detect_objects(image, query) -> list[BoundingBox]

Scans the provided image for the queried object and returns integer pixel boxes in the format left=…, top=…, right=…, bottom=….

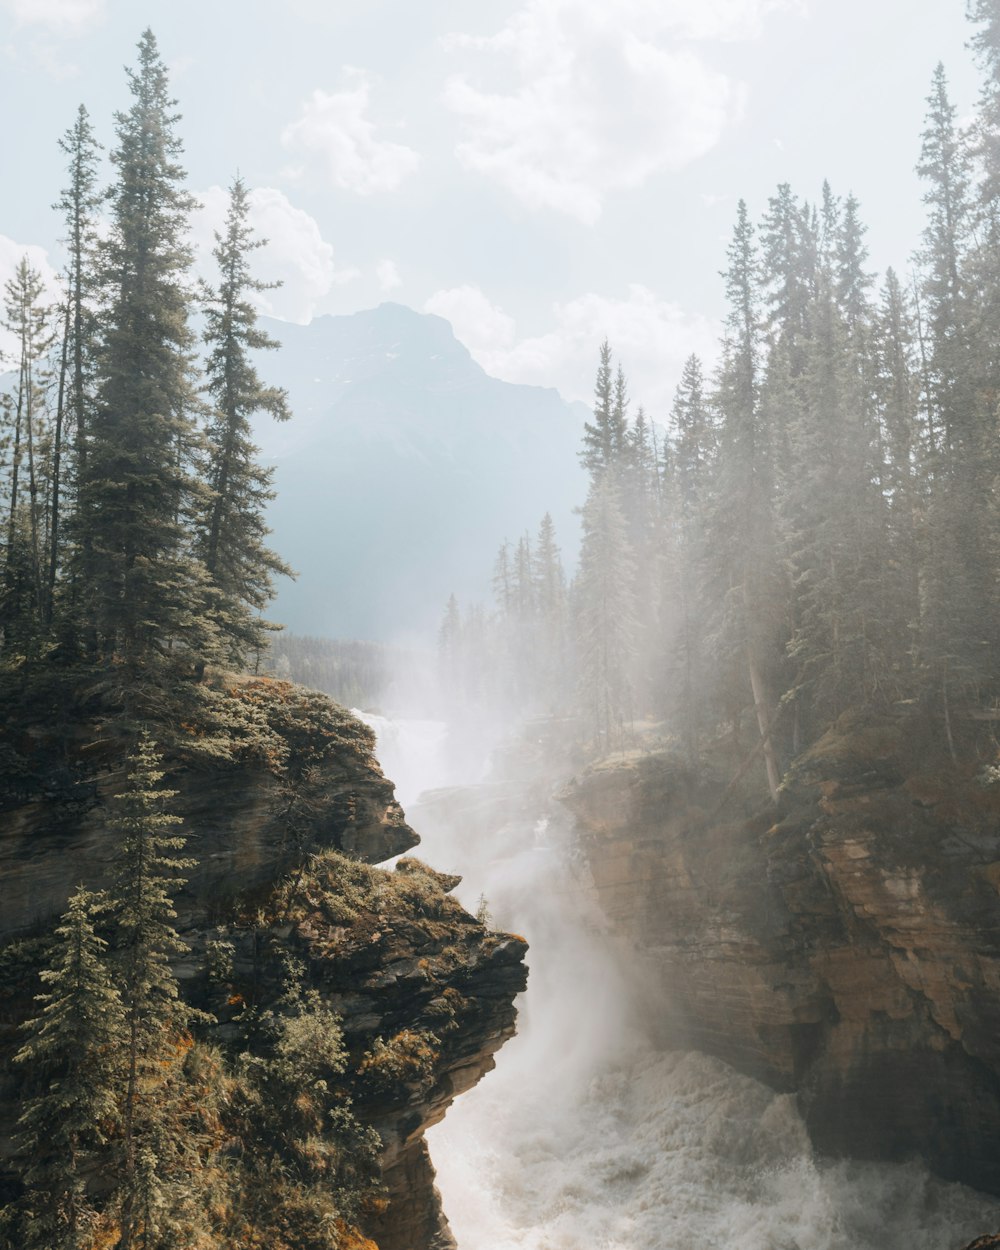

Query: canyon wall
left=563, top=713, right=1000, bottom=1195
left=0, top=679, right=527, bottom=1248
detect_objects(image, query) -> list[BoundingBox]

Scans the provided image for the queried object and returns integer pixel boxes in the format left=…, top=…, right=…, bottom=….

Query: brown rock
left=564, top=718, right=1000, bottom=1195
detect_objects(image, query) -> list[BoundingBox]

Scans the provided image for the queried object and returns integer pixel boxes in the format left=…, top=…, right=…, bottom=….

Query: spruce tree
left=107, top=732, right=198, bottom=1250
left=77, top=30, right=212, bottom=693
left=50, top=105, right=102, bottom=625
left=580, top=339, right=622, bottom=479
left=575, top=475, right=636, bottom=753
left=871, top=268, right=921, bottom=696
left=11, top=887, right=125, bottom=1250
left=917, top=62, right=999, bottom=703
left=669, top=355, right=714, bottom=760
left=197, top=175, right=293, bottom=671
left=708, top=200, right=784, bottom=799
left=532, top=512, right=567, bottom=709
left=1, top=258, right=54, bottom=649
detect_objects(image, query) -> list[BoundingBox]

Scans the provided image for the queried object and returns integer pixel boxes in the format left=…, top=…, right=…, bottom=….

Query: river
left=360, top=712, right=1000, bottom=1250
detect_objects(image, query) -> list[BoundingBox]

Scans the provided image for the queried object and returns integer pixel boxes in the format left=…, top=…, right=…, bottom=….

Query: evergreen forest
left=6, top=6, right=1000, bottom=1250
left=0, top=29, right=390, bottom=1250
left=437, top=4, right=1000, bottom=803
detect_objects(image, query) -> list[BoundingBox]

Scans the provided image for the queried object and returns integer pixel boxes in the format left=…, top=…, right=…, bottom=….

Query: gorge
left=363, top=708, right=1000, bottom=1250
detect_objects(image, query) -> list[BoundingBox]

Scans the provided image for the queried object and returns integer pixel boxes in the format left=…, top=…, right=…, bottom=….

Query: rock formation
left=0, top=678, right=528, bottom=1248
left=562, top=712, right=1000, bottom=1196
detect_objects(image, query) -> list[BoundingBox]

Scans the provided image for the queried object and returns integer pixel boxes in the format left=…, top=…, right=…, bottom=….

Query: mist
left=4, top=2, right=1000, bottom=1247
left=353, top=695, right=1000, bottom=1249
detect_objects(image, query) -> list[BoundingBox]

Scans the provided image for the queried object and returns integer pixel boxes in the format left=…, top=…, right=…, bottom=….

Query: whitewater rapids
left=360, top=713, right=1000, bottom=1250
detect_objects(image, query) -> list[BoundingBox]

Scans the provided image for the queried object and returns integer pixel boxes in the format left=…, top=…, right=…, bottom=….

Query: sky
left=0, top=0, right=985, bottom=420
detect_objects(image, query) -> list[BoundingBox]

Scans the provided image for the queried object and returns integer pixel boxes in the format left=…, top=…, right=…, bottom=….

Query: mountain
left=255, top=303, right=588, bottom=642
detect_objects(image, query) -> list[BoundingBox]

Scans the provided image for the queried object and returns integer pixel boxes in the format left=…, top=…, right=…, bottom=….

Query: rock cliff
left=0, top=677, right=528, bottom=1248
left=562, top=712, right=1000, bottom=1196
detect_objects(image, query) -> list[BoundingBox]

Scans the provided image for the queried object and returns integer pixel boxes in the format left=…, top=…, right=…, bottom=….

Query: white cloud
left=442, top=0, right=799, bottom=222
left=423, top=285, right=516, bottom=355
left=192, top=186, right=358, bottom=324
left=281, top=69, right=420, bottom=195
left=1, top=0, right=105, bottom=35
left=424, top=280, right=719, bottom=421
left=0, top=237, right=62, bottom=363
left=376, top=257, right=402, bottom=291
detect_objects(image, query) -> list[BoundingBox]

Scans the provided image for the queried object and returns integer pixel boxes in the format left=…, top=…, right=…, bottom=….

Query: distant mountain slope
left=256, top=303, right=588, bottom=641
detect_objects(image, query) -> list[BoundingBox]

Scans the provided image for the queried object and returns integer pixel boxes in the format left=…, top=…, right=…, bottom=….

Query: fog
left=360, top=708, right=1000, bottom=1249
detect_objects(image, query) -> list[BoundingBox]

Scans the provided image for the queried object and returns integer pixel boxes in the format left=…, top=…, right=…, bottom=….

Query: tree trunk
left=748, top=648, right=781, bottom=803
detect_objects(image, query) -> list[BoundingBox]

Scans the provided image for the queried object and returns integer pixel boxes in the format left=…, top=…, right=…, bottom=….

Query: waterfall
left=359, top=712, right=1000, bottom=1250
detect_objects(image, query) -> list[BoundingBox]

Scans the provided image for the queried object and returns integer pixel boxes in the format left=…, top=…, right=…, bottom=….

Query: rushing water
left=360, top=713, right=1000, bottom=1250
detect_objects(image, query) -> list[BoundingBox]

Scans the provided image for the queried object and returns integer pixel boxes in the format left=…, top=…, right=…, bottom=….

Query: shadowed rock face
left=562, top=714, right=1000, bottom=1197
left=0, top=749, right=415, bottom=942
left=0, top=683, right=528, bottom=1249
left=0, top=677, right=417, bottom=940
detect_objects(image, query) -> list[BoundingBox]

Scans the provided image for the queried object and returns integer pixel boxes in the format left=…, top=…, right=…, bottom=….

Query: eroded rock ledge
left=562, top=712, right=1000, bottom=1196
left=0, top=679, right=528, bottom=1248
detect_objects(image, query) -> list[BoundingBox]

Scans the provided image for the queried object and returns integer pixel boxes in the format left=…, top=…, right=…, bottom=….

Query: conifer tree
left=836, top=193, right=874, bottom=336
left=532, top=513, right=567, bottom=708
left=492, top=540, right=513, bottom=616
left=917, top=64, right=973, bottom=456
left=11, top=886, right=125, bottom=1250
left=917, top=62, right=999, bottom=700
left=77, top=30, right=211, bottom=690
left=575, top=475, right=636, bottom=752
left=50, top=104, right=102, bottom=623
left=871, top=268, right=922, bottom=692
left=708, top=201, right=784, bottom=799
left=1, top=259, right=54, bottom=648
left=580, top=340, right=624, bottom=479
left=197, top=175, right=293, bottom=671
left=669, top=355, right=714, bottom=759
left=108, top=732, right=198, bottom=1250
left=760, top=183, right=815, bottom=352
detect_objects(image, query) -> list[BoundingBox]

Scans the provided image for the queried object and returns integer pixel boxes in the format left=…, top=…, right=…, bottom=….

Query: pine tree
left=759, top=183, right=815, bottom=353
left=917, top=64, right=974, bottom=457
left=917, top=62, right=999, bottom=703
left=77, top=30, right=212, bottom=693
left=197, top=175, right=293, bottom=671
left=580, top=339, right=623, bottom=479
left=50, top=104, right=102, bottom=625
left=669, top=355, right=715, bottom=759
left=1, top=258, right=54, bottom=649
left=107, top=732, right=199, bottom=1250
left=532, top=513, right=567, bottom=709
left=11, top=886, right=125, bottom=1250
left=969, top=0, right=1000, bottom=216
left=708, top=200, right=784, bottom=799
left=575, top=475, right=636, bottom=753
left=492, top=540, right=513, bottom=615
left=872, top=268, right=922, bottom=692
left=836, top=192, right=874, bottom=336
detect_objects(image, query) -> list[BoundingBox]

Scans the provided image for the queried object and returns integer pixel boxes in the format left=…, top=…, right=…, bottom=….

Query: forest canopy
left=434, top=4, right=1000, bottom=800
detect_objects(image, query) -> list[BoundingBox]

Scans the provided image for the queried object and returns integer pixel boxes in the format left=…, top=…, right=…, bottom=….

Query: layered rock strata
left=0, top=680, right=528, bottom=1248
left=562, top=714, right=1000, bottom=1195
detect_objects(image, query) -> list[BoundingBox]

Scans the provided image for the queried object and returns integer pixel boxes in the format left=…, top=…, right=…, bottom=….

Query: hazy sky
left=0, top=0, right=983, bottom=418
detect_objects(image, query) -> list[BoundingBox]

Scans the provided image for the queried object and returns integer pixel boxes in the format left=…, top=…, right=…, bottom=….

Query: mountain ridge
left=256, top=302, right=588, bottom=642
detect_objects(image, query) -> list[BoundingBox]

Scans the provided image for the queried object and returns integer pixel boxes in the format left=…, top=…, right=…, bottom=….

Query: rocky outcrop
left=281, top=854, right=528, bottom=1250
left=0, top=680, right=528, bottom=1249
left=0, top=678, right=415, bottom=939
left=563, top=713, right=1000, bottom=1195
